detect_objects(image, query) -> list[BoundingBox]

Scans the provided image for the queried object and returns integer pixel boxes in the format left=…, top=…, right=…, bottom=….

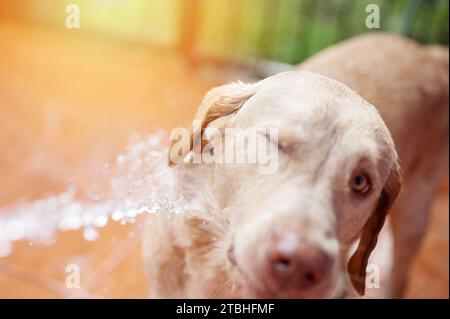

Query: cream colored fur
left=143, top=33, right=448, bottom=298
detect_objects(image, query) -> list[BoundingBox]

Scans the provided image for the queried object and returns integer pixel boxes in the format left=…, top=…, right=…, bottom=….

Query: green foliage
left=197, top=0, right=449, bottom=63
left=10, top=0, right=449, bottom=64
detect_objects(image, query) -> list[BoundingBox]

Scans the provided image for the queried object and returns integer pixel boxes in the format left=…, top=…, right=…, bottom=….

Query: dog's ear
left=347, top=162, right=402, bottom=295
left=168, top=81, right=257, bottom=165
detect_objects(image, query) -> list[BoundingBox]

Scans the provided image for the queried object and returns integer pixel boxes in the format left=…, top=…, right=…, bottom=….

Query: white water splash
left=0, top=131, right=188, bottom=257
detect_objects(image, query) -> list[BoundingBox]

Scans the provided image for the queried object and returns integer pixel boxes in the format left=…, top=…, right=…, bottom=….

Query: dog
left=143, top=33, right=448, bottom=298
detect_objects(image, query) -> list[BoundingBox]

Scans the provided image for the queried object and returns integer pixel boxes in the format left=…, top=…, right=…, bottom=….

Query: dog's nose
left=267, top=234, right=332, bottom=291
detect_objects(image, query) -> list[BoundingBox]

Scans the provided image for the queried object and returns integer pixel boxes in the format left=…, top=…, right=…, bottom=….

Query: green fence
left=1, top=0, right=448, bottom=64
left=195, top=0, right=449, bottom=63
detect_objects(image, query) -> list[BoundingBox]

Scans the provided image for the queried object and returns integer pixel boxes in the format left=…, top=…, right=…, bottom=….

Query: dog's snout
left=267, top=233, right=333, bottom=292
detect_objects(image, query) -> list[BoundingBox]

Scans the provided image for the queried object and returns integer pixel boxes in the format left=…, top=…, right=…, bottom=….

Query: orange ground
left=0, top=19, right=448, bottom=298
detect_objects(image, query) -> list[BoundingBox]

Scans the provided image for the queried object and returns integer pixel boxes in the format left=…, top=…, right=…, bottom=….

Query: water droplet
left=117, top=155, right=126, bottom=164
left=83, top=227, right=99, bottom=241
left=5, top=219, right=25, bottom=241
left=82, top=213, right=94, bottom=226
left=93, top=215, right=108, bottom=228
left=112, top=211, right=124, bottom=221
left=125, top=209, right=137, bottom=219
left=59, top=213, right=82, bottom=231
left=0, top=240, right=12, bottom=257
left=0, top=133, right=189, bottom=255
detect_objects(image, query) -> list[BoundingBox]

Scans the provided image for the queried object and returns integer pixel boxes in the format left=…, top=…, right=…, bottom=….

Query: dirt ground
left=0, top=19, right=448, bottom=298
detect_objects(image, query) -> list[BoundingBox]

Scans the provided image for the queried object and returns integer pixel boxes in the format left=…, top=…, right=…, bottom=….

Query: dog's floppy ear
left=168, top=81, right=257, bottom=165
left=347, top=162, right=402, bottom=295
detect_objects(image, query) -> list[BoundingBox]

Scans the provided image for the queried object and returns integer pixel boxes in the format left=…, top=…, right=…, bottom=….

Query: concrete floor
left=0, top=19, right=447, bottom=298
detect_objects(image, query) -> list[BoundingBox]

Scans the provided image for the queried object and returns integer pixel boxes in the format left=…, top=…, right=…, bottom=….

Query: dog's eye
left=350, top=174, right=371, bottom=195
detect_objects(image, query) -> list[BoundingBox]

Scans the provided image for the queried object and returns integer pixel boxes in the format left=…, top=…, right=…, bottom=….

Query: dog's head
left=170, top=71, right=401, bottom=298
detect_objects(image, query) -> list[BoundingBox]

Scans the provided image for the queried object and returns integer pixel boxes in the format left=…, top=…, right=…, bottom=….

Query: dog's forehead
left=234, top=71, right=394, bottom=162
left=240, top=71, right=379, bottom=130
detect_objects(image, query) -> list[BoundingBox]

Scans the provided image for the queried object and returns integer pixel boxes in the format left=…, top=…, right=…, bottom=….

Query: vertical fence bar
left=178, top=0, right=200, bottom=61
left=257, top=0, right=281, bottom=59
left=178, top=0, right=447, bottom=65
left=397, top=0, right=422, bottom=36
left=224, top=0, right=242, bottom=57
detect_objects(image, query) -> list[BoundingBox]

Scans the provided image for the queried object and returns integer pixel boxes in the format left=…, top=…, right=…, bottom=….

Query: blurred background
left=0, top=0, right=448, bottom=298
left=0, top=0, right=448, bottom=64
